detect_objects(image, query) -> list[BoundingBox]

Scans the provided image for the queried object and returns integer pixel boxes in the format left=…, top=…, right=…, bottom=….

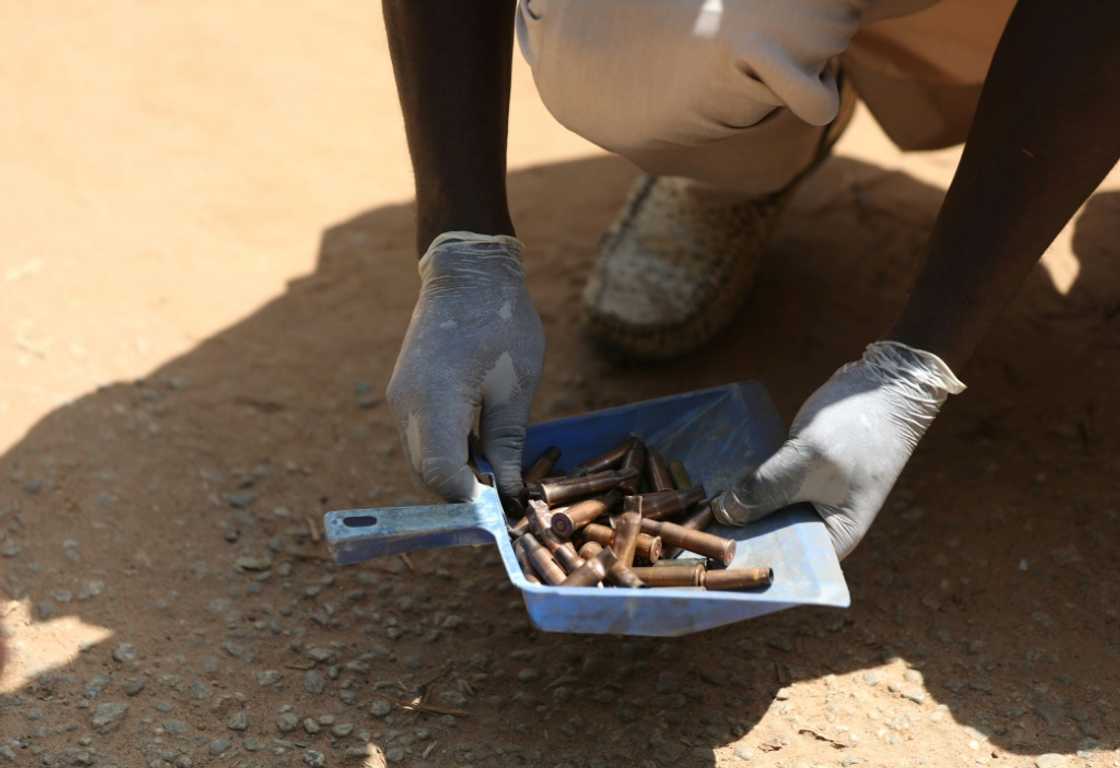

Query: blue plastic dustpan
left=324, top=382, right=849, bottom=636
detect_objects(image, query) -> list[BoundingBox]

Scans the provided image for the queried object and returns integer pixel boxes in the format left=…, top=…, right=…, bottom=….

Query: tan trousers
left=517, top=0, right=1016, bottom=195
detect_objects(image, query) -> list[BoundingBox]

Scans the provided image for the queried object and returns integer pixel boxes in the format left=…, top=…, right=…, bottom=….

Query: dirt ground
left=3, top=4, right=1120, bottom=768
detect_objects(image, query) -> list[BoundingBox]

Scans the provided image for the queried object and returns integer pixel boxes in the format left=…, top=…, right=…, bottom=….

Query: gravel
left=226, top=710, right=249, bottom=731
left=276, top=712, right=300, bottom=733
left=370, top=700, right=392, bottom=718
left=91, top=702, right=128, bottom=733
left=303, top=670, right=326, bottom=694
left=208, top=738, right=232, bottom=756
left=112, top=643, right=138, bottom=663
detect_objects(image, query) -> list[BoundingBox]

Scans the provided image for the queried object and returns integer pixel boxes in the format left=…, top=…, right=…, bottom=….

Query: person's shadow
left=1, top=156, right=1117, bottom=767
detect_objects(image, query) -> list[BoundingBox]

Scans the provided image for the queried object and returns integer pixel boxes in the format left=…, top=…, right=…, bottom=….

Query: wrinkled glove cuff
left=863, top=340, right=966, bottom=400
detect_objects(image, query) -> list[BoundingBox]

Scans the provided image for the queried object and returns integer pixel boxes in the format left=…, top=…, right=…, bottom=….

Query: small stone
left=303, top=718, right=321, bottom=734
left=23, top=479, right=44, bottom=495
left=734, top=746, right=754, bottom=761
left=331, top=723, right=354, bottom=737
left=91, top=702, right=129, bottom=733
left=304, top=670, right=326, bottom=694
left=0, top=745, right=14, bottom=761
left=369, top=700, right=392, bottom=718
left=190, top=680, right=211, bottom=700
left=1035, top=755, right=1067, bottom=768
left=235, top=556, right=272, bottom=572
left=256, top=670, right=281, bottom=686
left=36, top=601, right=56, bottom=620
left=209, top=738, right=232, bottom=756
left=112, top=643, right=138, bottom=663
left=862, top=671, right=881, bottom=687
left=227, top=710, right=249, bottom=731
left=123, top=678, right=146, bottom=696
left=517, top=668, right=539, bottom=682
left=903, top=669, right=923, bottom=684
left=306, top=647, right=333, bottom=663
left=386, top=747, right=405, bottom=763
left=774, top=687, right=792, bottom=701
left=276, top=712, right=300, bottom=733
left=163, top=719, right=191, bottom=735
left=902, top=688, right=926, bottom=704
left=303, top=749, right=326, bottom=767
left=224, top=491, right=256, bottom=509
left=0, top=541, right=20, bottom=557
left=244, top=738, right=265, bottom=752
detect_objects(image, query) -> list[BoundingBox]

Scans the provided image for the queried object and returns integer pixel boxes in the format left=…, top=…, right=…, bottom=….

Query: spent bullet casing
left=618, top=439, right=647, bottom=494
left=560, top=547, right=618, bottom=587
left=532, top=467, right=639, bottom=506
left=611, top=506, right=642, bottom=569
left=520, top=533, right=567, bottom=585
left=630, top=564, right=704, bottom=587
left=549, top=489, right=623, bottom=539
left=637, top=487, right=707, bottom=521
left=702, top=567, right=773, bottom=590
left=577, top=540, right=604, bottom=560
left=572, top=437, right=635, bottom=476
left=513, top=537, right=541, bottom=584
left=646, top=450, right=675, bottom=492
left=583, top=523, right=662, bottom=564
left=523, top=446, right=561, bottom=485
left=678, top=501, right=715, bottom=531
left=606, top=564, right=645, bottom=588
left=668, top=460, right=692, bottom=490
left=639, top=517, right=736, bottom=566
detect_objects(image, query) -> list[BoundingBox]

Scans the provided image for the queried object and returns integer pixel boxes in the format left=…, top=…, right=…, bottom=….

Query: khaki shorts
left=517, top=0, right=1016, bottom=195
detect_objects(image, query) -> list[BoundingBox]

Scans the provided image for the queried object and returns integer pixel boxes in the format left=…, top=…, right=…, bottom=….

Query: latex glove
left=387, top=232, right=545, bottom=501
left=712, top=341, right=965, bottom=559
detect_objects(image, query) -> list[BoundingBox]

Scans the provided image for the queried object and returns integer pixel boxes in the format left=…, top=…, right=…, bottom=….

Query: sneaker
left=582, top=71, right=856, bottom=360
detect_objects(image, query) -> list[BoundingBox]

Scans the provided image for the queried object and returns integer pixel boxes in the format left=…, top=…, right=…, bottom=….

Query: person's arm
left=892, top=0, right=1120, bottom=369
left=383, top=1, right=517, bottom=254
left=384, top=2, right=544, bottom=503
left=714, top=1, right=1120, bottom=559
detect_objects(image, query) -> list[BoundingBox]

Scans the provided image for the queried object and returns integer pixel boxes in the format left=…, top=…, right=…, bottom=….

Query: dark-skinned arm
left=383, top=1, right=517, bottom=255
left=891, top=1, right=1120, bottom=369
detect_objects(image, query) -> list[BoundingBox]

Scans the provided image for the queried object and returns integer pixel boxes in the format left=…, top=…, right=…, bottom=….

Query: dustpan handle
left=324, top=502, right=499, bottom=565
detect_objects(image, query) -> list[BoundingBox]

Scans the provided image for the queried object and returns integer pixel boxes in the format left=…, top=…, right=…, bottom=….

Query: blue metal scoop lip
left=325, top=381, right=849, bottom=637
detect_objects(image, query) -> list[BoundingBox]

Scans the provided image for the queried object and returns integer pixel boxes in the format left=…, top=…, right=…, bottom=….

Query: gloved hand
left=387, top=231, right=545, bottom=501
left=712, top=341, right=965, bottom=559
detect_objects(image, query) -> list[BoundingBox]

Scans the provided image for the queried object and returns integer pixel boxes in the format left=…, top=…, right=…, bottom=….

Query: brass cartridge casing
left=639, top=518, right=736, bottom=566
left=577, top=540, right=604, bottom=560
left=638, top=487, right=707, bottom=521
left=703, top=567, right=773, bottom=590
left=549, top=490, right=622, bottom=538
left=646, top=450, right=675, bottom=492
left=533, top=467, right=639, bottom=506
left=523, top=446, right=562, bottom=485
left=520, top=533, right=567, bottom=585
left=630, top=564, right=704, bottom=587
left=618, top=439, right=647, bottom=494
left=572, top=438, right=635, bottom=476
left=560, top=547, right=618, bottom=587
left=513, top=537, right=541, bottom=584
left=582, top=523, right=662, bottom=564
left=668, top=460, right=692, bottom=490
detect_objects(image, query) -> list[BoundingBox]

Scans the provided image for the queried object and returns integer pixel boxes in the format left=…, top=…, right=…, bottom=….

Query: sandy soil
left=2, top=4, right=1120, bottom=768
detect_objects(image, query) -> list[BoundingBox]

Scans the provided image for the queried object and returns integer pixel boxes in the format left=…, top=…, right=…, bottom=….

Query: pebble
left=163, top=720, right=190, bottom=735
left=1035, top=756, right=1067, bottom=768
left=303, top=671, right=326, bottom=694
left=224, top=492, right=257, bottom=509
left=226, top=711, right=249, bottom=731
left=209, top=738, right=232, bottom=756
left=306, top=647, right=333, bottom=663
left=256, top=670, right=281, bottom=687
left=386, top=747, right=406, bottom=763
left=0, top=541, right=20, bottom=557
left=112, top=643, right=138, bottom=663
left=734, top=746, right=754, bottom=761
left=303, top=718, right=321, bottom=735
left=85, top=675, right=111, bottom=698
left=861, top=671, right=881, bottom=687
left=303, top=750, right=326, bottom=767
left=902, top=688, right=926, bottom=704
left=517, top=668, right=539, bottom=682
left=276, top=712, right=300, bottom=733
left=331, top=723, right=354, bottom=737
left=370, top=700, right=392, bottom=718
left=243, top=738, right=265, bottom=752
left=235, top=556, right=272, bottom=572
left=190, top=680, right=211, bottom=701
left=91, top=702, right=129, bottom=733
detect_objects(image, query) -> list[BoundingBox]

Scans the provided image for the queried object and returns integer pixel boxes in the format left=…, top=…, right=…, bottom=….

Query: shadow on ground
left=1, top=156, right=1117, bottom=767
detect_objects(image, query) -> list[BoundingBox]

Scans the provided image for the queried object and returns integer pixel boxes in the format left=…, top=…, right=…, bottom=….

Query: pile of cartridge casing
left=508, top=437, right=773, bottom=590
